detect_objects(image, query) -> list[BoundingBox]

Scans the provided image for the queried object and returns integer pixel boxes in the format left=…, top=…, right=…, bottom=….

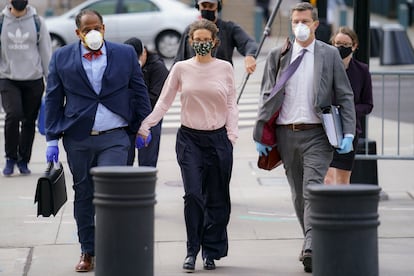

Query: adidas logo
left=7, top=28, right=30, bottom=50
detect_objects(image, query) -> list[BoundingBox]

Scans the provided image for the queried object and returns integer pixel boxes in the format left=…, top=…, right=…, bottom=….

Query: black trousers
left=0, top=78, right=44, bottom=162
left=176, top=126, right=233, bottom=260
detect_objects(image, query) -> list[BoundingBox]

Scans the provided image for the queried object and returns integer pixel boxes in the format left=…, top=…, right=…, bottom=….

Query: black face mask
left=201, top=10, right=216, bottom=22
left=11, top=0, right=28, bottom=11
left=337, top=46, right=353, bottom=59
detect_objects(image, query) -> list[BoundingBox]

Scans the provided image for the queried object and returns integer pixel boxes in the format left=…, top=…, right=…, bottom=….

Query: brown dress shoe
left=75, top=253, right=94, bottom=272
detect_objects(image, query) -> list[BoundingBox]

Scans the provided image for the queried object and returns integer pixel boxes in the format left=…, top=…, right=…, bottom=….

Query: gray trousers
left=276, top=126, right=333, bottom=251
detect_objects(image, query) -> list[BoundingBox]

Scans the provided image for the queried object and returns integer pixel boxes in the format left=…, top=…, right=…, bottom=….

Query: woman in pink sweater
left=138, top=19, right=238, bottom=272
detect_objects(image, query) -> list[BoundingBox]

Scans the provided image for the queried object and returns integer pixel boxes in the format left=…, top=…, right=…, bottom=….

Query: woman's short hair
left=188, top=19, right=220, bottom=48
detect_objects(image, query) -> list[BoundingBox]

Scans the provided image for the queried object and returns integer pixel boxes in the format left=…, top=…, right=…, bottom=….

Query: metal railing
left=356, top=70, right=414, bottom=160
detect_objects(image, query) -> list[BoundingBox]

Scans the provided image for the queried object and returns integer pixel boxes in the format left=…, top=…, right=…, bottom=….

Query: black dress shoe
left=302, top=250, right=312, bottom=273
left=203, top=258, right=216, bottom=270
left=183, top=256, right=196, bottom=273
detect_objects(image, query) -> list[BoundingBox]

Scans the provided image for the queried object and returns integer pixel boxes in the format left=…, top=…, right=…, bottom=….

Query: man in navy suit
left=44, top=10, right=151, bottom=272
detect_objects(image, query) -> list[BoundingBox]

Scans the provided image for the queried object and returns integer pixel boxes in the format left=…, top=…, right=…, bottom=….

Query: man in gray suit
left=253, top=2, right=355, bottom=273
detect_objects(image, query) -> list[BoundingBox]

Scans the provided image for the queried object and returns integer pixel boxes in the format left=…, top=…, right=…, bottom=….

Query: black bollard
left=308, top=184, right=381, bottom=276
left=91, top=166, right=157, bottom=276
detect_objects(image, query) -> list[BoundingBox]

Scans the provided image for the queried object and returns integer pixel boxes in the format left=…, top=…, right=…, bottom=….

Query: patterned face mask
left=191, top=41, right=214, bottom=56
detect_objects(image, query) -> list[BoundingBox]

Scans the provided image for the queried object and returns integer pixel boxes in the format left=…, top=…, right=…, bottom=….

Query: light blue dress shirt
left=81, top=44, right=128, bottom=131
left=47, top=43, right=129, bottom=147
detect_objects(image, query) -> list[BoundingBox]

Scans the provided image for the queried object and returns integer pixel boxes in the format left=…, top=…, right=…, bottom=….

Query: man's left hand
left=136, top=132, right=152, bottom=149
left=337, top=136, right=353, bottom=154
left=244, top=55, right=256, bottom=74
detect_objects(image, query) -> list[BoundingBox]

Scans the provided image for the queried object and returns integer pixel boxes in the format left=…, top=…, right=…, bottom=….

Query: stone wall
left=30, top=0, right=84, bottom=16
left=221, top=0, right=255, bottom=36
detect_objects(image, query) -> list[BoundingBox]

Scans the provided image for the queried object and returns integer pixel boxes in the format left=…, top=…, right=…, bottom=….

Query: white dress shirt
left=276, top=40, right=321, bottom=125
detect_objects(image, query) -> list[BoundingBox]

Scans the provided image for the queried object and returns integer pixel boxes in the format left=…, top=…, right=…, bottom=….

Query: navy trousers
left=63, top=129, right=130, bottom=255
left=127, top=120, right=162, bottom=167
left=175, top=126, right=233, bottom=260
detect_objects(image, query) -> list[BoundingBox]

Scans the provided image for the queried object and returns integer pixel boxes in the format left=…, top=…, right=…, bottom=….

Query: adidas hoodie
left=0, top=4, right=51, bottom=80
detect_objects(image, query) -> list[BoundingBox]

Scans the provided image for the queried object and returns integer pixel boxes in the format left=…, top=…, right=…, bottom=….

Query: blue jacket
left=45, top=41, right=151, bottom=141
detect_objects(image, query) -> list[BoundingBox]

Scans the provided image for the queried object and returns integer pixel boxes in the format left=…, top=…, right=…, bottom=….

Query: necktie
left=83, top=50, right=103, bottom=61
left=269, top=48, right=307, bottom=98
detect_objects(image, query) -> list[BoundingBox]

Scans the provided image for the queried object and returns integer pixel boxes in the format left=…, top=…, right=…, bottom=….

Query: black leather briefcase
left=34, top=162, right=67, bottom=217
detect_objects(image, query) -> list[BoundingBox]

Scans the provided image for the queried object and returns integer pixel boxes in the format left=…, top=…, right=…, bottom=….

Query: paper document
left=322, top=105, right=343, bottom=148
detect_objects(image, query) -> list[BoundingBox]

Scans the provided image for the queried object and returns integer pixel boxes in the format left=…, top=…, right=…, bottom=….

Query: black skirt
left=329, top=136, right=359, bottom=171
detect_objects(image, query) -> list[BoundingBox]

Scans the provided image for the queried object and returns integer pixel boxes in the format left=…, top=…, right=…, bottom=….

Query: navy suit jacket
left=45, top=41, right=151, bottom=141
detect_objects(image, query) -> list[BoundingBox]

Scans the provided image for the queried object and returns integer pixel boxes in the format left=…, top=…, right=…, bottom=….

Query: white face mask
left=294, top=23, right=310, bottom=42
left=84, top=30, right=103, bottom=50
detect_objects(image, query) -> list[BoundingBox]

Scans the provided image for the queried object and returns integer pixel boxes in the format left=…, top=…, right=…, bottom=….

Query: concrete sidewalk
left=0, top=123, right=413, bottom=276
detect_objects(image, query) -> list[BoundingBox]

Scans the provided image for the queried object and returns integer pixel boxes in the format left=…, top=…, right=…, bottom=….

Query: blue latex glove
left=255, top=141, right=272, bottom=157
left=337, top=136, right=354, bottom=154
left=136, top=132, right=152, bottom=149
left=46, top=146, right=59, bottom=163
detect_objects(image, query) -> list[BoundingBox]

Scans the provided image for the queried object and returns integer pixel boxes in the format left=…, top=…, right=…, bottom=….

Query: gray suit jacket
left=253, top=39, right=356, bottom=146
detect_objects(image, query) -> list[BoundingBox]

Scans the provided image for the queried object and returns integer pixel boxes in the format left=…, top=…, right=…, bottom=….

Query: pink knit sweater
left=139, top=57, right=239, bottom=144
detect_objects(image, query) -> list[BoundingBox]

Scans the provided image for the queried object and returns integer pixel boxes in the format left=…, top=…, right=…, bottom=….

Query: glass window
left=84, top=0, right=118, bottom=15
left=122, top=0, right=159, bottom=14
